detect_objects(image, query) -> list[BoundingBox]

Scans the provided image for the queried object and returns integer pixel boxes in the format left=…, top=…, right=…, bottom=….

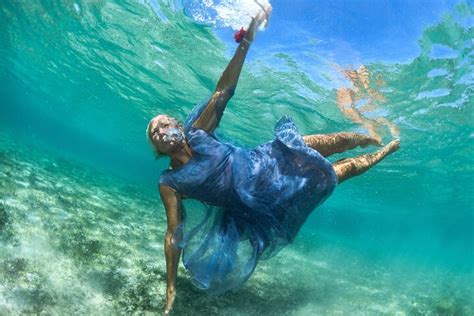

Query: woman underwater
left=147, top=8, right=400, bottom=315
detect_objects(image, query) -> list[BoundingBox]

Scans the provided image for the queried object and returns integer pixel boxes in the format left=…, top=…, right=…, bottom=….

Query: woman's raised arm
left=192, top=9, right=269, bottom=133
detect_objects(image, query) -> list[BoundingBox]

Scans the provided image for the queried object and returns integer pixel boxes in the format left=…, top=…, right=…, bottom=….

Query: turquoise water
left=1, top=1, right=473, bottom=314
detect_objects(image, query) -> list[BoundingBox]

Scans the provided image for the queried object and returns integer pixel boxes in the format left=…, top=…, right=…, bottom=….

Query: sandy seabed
left=1, top=136, right=472, bottom=315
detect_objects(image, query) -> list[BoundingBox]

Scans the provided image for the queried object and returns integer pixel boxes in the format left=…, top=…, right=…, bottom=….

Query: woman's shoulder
left=186, top=127, right=224, bottom=151
left=159, top=165, right=194, bottom=191
left=159, top=168, right=174, bottom=184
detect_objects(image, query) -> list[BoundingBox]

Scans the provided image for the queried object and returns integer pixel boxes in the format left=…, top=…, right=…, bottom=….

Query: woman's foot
left=333, top=139, right=400, bottom=183
left=381, top=139, right=400, bottom=155
left=359, top=134, right=383, bottom=148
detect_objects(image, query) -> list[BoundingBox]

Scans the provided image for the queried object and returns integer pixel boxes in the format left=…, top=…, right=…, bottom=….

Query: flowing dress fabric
left=159, top=107, right=337, bottom=295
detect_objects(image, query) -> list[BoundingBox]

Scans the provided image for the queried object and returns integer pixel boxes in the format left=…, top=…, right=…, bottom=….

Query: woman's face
left=148, top=115, right=185, bottom=155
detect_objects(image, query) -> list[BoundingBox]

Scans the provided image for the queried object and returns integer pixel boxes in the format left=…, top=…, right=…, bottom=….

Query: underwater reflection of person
left=335, top=64, right=400, bottom=143
left=147, top=7, right=399, bottom=315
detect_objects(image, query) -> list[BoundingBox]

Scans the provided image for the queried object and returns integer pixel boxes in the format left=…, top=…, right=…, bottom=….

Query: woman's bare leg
left=303, top=132, right=381, bottom=157
left=333, top=139, right=400, bottom=184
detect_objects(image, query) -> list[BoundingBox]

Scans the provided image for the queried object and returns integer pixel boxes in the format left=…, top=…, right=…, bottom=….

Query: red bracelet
left=234, top=27, right=246, bottom=43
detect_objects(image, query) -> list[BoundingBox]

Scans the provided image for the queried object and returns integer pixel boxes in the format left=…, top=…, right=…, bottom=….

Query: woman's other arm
left=159, top=184, right=183, bottom=315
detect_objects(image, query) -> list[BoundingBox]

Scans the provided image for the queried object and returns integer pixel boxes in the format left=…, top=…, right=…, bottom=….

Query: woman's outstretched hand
left=164, top=287, right=176, bottom=315
left=256, top=2, right=272, bottom=29
left=244, top=3, right=272, bottom=42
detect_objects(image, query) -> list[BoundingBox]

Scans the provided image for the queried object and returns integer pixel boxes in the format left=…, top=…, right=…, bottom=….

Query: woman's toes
left=385, top=139, right=400, bottom=154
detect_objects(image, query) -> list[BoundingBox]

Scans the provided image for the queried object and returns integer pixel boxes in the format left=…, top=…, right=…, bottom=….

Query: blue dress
left=159, top=104, right=337, bottom=295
